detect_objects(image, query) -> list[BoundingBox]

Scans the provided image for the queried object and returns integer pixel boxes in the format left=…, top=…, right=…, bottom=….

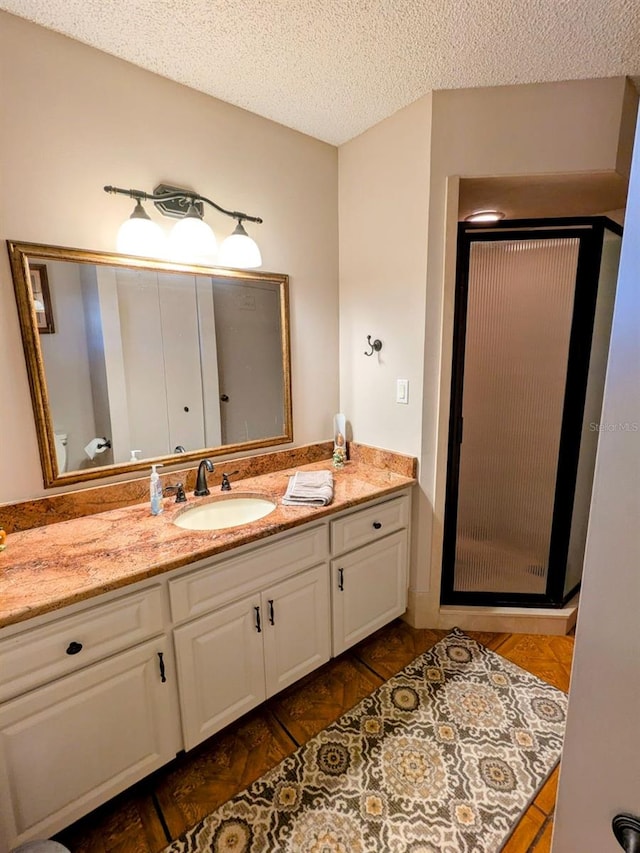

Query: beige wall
left=338, top=96, right=432, bottom=591
left=0, top=12, right=339, bottom=503
left=338, top=77, right=637, bottom=624
left=338, top=95, right=432, bottom=458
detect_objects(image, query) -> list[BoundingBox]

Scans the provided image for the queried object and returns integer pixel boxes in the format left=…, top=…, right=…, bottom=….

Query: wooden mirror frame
left=8, top=241, right=292, bottom=488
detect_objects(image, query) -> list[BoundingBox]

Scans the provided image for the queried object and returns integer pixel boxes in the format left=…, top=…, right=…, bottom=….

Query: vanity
left=0, top=452, right=414, bottom=849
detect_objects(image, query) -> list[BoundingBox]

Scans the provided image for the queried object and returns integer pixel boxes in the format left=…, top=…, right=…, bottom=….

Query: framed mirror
left=8, top=241, right=292, bottom=487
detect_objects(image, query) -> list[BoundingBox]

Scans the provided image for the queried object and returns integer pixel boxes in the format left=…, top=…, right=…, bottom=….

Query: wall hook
left=364, top=335, right=382, bottom=357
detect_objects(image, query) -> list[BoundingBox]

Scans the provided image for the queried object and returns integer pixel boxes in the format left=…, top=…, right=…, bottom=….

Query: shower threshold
left=437, top=594, right=579, bottom=636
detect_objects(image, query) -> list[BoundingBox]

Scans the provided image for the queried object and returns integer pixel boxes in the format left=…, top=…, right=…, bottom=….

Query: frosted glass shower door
left=452, top=237, right=580, bottom=595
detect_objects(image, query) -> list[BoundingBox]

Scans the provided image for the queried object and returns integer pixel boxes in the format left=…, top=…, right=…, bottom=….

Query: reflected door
left=213, top=279, right=285, bottom=446
left=116, top=270, right=205, bottom=459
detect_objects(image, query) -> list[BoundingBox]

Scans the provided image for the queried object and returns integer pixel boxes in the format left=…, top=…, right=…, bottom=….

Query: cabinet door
left=262, top=565, right=331, bottom=698
left=332, top=530, right=408, bottom=655
left=0, top=638, right=180, bottom=851
left=174, top=595, right=265, bottom=750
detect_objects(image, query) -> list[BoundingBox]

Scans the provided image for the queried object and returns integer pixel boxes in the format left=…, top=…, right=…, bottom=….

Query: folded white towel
left=282, top=470, right=334, bottom=506
left=292, top=471, right=333, bottom=488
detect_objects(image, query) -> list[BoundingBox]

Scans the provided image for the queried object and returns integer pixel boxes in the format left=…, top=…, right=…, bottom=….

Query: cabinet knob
left=66, top=641, right=83, bottom=655
left=373, top=521, right=382, bottom=530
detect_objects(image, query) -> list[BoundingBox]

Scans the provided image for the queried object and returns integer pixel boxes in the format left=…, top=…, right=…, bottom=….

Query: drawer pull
left=268, top=599, right=275, bottom=625
left=338, top=567, right=344, bottom=591
left=255, top=606, right=262, bottom=633
left=66, top=641, right=83, bottom=655
left=157, top=651, right=167, bottom=683
left=373, top=521, right=382, bottom=530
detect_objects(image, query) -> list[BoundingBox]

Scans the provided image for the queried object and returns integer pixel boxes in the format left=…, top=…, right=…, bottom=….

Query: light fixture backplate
left=153, top=183, right=204, bottom=219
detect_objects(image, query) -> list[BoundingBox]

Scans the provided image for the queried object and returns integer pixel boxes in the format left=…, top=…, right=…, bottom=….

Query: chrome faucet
left=194, top=459, right=214, bottom=496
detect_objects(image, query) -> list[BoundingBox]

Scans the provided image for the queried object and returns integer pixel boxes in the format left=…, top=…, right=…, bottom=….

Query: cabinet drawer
left=170, top=524, right=329, bottom=624
left=331, top=494, right=409, bottom=556
left=0, top=587, right=164, bottom=702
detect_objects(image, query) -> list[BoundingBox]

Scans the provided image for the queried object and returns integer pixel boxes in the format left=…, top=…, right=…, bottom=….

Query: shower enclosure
left=442, top=217, right=622, bottom=607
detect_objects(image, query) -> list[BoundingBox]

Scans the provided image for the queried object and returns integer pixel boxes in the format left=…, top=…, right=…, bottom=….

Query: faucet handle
left=164, top=483, right=187, bottom=503
left=221, top=470, right=239, bottom=491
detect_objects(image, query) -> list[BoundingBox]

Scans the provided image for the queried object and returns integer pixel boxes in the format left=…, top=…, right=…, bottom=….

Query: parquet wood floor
left=54, top=621, right=574, bottom=853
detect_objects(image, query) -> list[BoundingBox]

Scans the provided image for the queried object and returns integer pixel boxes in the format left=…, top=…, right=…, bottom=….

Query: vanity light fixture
left=464, top=209, right=506, bottom=224
left=104, top=183, right=263, bottom=268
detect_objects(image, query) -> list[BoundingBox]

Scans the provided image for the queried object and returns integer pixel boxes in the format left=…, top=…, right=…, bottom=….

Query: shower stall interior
left=442, top=217, right=623, bottom=607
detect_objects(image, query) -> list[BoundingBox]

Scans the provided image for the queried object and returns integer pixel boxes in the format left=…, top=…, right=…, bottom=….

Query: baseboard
left=403, top=589, right=438, bottom=628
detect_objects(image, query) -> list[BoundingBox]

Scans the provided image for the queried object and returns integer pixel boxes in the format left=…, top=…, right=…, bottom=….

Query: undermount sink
left=173, top=494, right=277, bottom=531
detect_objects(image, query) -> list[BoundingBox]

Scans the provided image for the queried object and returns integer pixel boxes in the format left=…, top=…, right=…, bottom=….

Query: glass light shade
left=219, top=221, right=262, bottom=269
left=116, top=201, right=166, bottom=257
left=168, top=208, right=218, bottom=263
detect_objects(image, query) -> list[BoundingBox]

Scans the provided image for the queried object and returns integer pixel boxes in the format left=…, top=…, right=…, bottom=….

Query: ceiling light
left=105, top=184, right=263, bottom=268
left=464, top=209, right=506, bottom=224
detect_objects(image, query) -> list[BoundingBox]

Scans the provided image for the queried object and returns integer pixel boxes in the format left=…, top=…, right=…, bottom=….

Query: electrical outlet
left=396, top=379, right=409, bottom=404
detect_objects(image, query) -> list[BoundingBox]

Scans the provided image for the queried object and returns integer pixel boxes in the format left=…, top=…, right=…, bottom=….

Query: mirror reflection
left=8, top=242, right=292, bottom=487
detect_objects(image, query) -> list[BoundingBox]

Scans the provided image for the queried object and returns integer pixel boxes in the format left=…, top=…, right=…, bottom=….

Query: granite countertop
left=0, top=460, right=415, bottom=629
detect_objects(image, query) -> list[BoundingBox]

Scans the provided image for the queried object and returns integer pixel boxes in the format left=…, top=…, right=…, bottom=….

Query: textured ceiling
left=2, top=0, right=640, bottom=144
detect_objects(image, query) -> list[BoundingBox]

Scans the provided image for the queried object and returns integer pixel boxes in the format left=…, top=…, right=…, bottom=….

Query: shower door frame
left=441, top=216, right=622, bottom=608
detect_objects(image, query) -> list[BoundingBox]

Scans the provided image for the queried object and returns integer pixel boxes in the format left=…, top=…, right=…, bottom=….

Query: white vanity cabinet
left=0, top=587, right=181, bottom=850
left=0, top=484, right=412, bottom=848
left=171, top=527, right=331, bottom=749
left=331, top=494, right=410, bottom=655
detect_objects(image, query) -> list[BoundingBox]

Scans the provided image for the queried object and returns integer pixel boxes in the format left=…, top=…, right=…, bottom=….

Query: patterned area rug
left=163, top=628, right=567, bottom=853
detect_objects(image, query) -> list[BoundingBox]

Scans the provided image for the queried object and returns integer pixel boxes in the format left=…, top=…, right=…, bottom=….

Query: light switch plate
left=396, top=379, right=409, bottom=404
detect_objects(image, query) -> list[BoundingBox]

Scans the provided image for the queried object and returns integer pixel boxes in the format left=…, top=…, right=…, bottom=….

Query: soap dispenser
left=333, top=413, right=347, bottom=469
left=150, top=464, right=164, bottom=515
